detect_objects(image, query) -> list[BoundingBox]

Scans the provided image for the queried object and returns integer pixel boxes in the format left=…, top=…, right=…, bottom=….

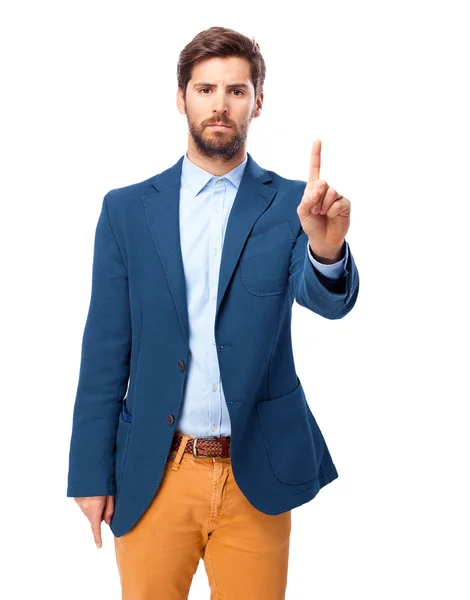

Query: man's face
left=177, top=56, right=263, bottom=160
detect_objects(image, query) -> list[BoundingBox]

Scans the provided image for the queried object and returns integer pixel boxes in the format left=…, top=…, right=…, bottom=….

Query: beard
left=186, top=109, right=254, bottom=161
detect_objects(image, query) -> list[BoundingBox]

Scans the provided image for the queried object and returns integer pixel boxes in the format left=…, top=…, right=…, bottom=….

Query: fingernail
left=96, top=543, right=101, bottom=549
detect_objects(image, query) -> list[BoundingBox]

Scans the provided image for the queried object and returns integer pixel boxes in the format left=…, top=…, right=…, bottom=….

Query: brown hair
left=177, top=26, right=266, bottom=100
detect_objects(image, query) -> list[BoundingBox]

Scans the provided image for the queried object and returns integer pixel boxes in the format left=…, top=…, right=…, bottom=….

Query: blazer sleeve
left=67, top=194, right=131, bottom=497
left=288, top=227, right=360, bottom=319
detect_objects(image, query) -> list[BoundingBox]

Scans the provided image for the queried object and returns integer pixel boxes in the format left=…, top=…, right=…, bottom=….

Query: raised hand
left=296, top=139, right=351, bottom=261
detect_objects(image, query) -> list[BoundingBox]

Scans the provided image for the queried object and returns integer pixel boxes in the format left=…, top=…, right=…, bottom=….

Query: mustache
left=204, top=117, right=234, bottom=127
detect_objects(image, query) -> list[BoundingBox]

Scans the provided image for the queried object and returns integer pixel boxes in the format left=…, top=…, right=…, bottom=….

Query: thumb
left=103, top=495, right=115, bottom=526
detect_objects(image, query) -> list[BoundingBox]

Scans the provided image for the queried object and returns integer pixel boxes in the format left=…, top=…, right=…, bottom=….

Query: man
left=67, top=25, right=359, bottom=599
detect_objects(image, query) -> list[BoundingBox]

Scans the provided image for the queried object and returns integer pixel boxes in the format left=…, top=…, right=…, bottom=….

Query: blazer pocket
left=256, top=379, right=326, bottom=485
left=121, top=401, right=133, bottom=423
left=240, top=220, right=294, bottom=296
left=115, top=403, right=132, bottom=494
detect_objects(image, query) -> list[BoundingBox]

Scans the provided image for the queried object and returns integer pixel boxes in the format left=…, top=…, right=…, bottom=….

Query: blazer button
left=178, top=360, right=185, bottom=371
left=167, top=415, right=174, bottom=425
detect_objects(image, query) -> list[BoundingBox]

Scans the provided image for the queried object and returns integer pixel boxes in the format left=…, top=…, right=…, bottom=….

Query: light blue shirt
left=175, top=153, right=349, bottom=437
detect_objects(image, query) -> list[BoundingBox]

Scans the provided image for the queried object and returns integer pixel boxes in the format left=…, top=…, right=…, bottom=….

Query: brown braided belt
left=170, top=434, right=231, bottom=458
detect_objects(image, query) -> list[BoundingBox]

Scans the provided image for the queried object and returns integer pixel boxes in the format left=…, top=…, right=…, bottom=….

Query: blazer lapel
left=142, top=153, right=278, bottom=343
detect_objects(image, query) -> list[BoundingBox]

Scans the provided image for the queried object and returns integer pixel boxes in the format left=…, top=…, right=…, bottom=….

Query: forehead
left=190, top=56, right=253, bottom=86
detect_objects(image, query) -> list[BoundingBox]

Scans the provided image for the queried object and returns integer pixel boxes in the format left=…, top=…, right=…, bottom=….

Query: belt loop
left=170, top=434, right=191, bottom=471
left=220, top=437, right=229, bottom=458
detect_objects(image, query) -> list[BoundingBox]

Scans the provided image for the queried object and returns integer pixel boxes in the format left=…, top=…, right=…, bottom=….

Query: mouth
left=207, top=124, right=231, bottom=129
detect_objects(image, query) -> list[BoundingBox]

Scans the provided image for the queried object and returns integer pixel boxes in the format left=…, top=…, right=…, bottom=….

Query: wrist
left=308, top=240, right=345, bottom=264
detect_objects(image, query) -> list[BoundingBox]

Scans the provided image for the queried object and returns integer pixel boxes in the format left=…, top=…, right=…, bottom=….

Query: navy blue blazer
left=67, top=152, right=360, bottom=537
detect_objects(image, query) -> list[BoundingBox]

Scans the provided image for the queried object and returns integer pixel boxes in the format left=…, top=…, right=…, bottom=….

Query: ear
left=176, top=88, right=186, bottom=115
left=252, top=91, right=264, bottom=119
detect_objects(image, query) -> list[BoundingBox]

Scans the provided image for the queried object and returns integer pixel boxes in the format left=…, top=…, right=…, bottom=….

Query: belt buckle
left=192, top=436, right=216, bottom=458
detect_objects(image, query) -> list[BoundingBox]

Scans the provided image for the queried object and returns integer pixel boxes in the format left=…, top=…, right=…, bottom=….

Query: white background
left=2, top=0, right=469, bottom=598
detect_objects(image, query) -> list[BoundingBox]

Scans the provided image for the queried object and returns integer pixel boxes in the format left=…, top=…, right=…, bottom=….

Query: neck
left=186, top=137, right=246, bottom=176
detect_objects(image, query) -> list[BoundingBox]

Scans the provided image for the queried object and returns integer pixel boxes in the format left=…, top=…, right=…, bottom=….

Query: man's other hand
left=74, top=495, right=115, bottom=548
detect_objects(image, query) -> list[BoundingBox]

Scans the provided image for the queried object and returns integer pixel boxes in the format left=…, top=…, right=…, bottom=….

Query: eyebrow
left=193, top=82, right=250, bottom=89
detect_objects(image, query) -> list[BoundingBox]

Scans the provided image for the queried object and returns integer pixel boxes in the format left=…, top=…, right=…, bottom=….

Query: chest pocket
left=239, top=220, right=294, bottom=296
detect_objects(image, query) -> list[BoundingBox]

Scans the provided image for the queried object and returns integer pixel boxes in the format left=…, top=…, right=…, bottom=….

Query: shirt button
left=211, top=425, right=217, bottom=431
left=212, top=293, right=217, bottom=299
left=216, top=179, right=222, bottom=185
left=212, top=384, right=217, bottom=391
left=212, top=339, right=216, bottom=344
left=214, top=206, right=220, bottom=212
left=212, top=248, right=218, bottom=255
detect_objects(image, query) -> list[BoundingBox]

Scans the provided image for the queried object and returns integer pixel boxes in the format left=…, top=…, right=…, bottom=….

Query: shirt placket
left=207, top=177, right=226, bottom=435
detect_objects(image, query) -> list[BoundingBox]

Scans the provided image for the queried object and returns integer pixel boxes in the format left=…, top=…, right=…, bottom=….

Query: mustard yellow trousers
left=114, top=434, right=292, bottom=599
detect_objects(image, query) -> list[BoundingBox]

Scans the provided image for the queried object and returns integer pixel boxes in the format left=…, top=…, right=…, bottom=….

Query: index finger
left=308, top=139, right=322, bottom=183
left=90, top=515, right=103, bottom=548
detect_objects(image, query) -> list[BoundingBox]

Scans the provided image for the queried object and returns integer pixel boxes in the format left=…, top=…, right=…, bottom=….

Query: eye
left=198, top=88, right=244, bottom=95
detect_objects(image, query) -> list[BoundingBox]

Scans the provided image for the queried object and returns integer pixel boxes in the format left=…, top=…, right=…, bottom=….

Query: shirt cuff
left=306, top=240, right=349, bottom=279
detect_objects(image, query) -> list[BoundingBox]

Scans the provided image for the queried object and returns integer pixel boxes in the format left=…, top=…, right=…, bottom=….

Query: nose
left=212, top=91, right=229, bottom=116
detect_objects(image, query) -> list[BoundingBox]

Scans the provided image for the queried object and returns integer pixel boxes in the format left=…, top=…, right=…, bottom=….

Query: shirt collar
left=182, top=152, right=248, bottom=196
